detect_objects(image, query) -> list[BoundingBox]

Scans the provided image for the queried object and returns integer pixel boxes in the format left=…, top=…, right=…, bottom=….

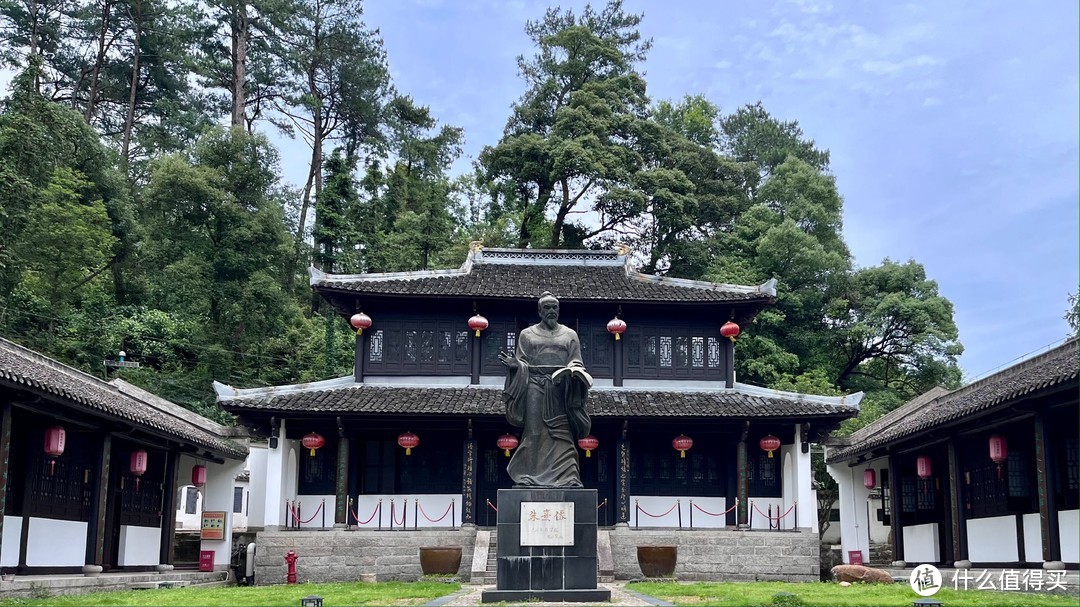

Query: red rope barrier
left=290, top=500, right=325, bottom=525
left=751, top=502, right=796, bottom=521
left=690, top=498, right=739, bottom=517
left=486, top=499, right=498, bottom=512
left=351, top=500, right=381, bottom=525
left=635, top=500, right=680, bottom=518
left=418, top=500, right=455, bottom=523
left=390, top=500, right=405, bottom=526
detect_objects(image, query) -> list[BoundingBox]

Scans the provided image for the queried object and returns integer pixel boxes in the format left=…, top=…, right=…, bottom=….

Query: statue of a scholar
left=498, top=292, right=593, bottom=488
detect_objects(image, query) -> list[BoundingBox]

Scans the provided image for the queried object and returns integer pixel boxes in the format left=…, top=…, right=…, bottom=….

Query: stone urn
left=419, top=546, right=462, bottom=576
left=637, top=545, right=677, bottom=578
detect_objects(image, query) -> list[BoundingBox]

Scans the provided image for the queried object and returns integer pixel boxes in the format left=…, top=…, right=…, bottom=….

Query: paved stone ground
left=424, top=582, right=673, bottom=606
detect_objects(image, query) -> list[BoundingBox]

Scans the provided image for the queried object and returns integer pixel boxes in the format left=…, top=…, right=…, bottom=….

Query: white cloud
left=861, top=54, right=940, bottom=75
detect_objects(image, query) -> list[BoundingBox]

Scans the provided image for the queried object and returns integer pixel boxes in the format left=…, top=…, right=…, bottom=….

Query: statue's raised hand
left=497, top=350, right=517, bottom=369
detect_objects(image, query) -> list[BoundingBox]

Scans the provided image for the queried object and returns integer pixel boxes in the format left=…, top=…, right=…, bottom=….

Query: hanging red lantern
left=863, top=469, right=877, bottom=490
left=497, top=433, right=519, bottom=457
left=302, top=432, right=325, bottom=457
left=130, top=449, right=148, bottom=491
left=916, top=455, right=932, bottom=479
left=44, top=426, right=66, bottom=476
left=468, top=314, right=489, bottom=337
left=989, top=434, right=1008, bottom=480
left=349, top=312, right=372, bottom=336
left=606, top=317, right=627, bottom=341
left=672, top=434, right=693, bottom=459
left=398, top=431, right=419, bottom=455
left=577, top=435, right=599, bottom=457
left=759, top=435, right=781, bottom=459
left=720, top=321, right=740, bottom=342
left=191, top=464, right=207, bottom=487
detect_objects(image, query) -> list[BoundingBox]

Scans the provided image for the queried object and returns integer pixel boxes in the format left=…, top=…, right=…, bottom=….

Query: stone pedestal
left=481, top=488, right=610, bottom=603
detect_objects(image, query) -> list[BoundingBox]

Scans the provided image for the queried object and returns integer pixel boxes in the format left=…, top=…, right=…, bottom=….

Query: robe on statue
left=503, top=323, right=591, bottom=488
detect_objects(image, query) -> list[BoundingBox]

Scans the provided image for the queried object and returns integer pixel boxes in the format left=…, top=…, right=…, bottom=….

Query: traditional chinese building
left=826, top=337, right=1078, bottom=570
left=218, top=246, right=862, bottom=581
left=0, top=337, right=248, bottom=575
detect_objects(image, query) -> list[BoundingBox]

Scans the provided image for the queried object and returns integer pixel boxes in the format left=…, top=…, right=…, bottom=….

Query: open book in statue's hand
left=551, top=365, right=593, bottom=388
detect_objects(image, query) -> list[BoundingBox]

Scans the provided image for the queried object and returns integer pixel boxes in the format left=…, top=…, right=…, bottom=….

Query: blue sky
left=297, top=0, right=1080, bottom=381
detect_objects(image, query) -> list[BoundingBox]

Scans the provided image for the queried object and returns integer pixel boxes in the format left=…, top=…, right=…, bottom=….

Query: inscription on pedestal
left=520, top=501, right=574, bottom=546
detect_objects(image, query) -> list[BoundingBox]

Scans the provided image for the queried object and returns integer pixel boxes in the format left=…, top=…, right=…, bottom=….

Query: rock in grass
left=831, top=564, right=894, bottom=584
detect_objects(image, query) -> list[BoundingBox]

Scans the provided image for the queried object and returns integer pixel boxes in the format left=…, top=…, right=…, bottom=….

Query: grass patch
left=0, top=581, right=459, bottom=606
left=629, top=581, right=1080, bottom=607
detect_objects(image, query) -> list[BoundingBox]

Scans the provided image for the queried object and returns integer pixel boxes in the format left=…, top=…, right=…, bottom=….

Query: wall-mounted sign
left=201, top=511, right=226, bottom=540
left=520, top=501, right=573, bottom=546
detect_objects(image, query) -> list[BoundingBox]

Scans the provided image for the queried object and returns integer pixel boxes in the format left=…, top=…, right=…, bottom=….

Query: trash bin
left=199, top=550, right=215, bottom=572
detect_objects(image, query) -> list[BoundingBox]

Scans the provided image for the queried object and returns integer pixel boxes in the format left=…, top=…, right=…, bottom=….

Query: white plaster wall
left=827, top=457, right=876, bottom=564
left=966, top=515, right=1018, bottom=562
left=175, top=484, right=204, bottom=530
left=261, top=419, right=287, bottom=528
left=903, top=523, right=940, bottom=563
left=25, top=518, right=86, bottom=567
left=793, top=426, right=816, bottom=532
left=200, top=458, right=245, bottom=571
left=118, top=525, right=161, bottom=566
left=247, top=446, right=267, bottom=527
left=1059, top=509, right=1079, bottom=563
left=1022, top=513, right=1043, bottom=563
left=1, top=516, right=22, bottom=567
left=624, top=496, right=728, bottom=529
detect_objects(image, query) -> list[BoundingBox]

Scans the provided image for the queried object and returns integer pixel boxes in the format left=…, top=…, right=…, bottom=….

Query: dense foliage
left=0, top=0, right=962, bottom=430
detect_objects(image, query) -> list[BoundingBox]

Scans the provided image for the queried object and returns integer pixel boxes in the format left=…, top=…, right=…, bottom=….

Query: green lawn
left=630, top=581, right=1080, bottom=607
left=0, top=581, right=459, bottom=606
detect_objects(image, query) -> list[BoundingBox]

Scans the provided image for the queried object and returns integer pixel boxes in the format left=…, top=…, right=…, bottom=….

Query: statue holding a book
left=498, top=291, right=593, bottom=488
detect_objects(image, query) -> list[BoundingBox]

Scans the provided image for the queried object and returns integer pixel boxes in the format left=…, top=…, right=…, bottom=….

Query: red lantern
left=577, top=435, right=599, bottom=457
left=468, top=314, right=489, bottom=337
left=720, top=321, right=740, bottom=342
left=989, top=434, right=1008, bottom=479
left=606, top=317, right=627, bottom=341
left=302, top=432, right=325, bottom=457
left=863, top=469, right=877, bottom=490
left=130, top=449, right=148, bottom=491
left=672, top=434, right=693, bottom=459
left=44, top=426, right=66, bottom=476
left=398, top=431, right=419, bottom=455
left=916, top=455, right=932, bottom=479
left=350, top=312, right=372, bottom=336
left=759, top=435, right=781, bottom=459
left=497, top=433, right=519, bottom=457
left=191, top=464, right=207, bottom=487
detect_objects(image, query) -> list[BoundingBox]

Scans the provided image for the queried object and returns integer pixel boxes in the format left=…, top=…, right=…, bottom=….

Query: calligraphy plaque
left=520, top=501, right=574, bottom=546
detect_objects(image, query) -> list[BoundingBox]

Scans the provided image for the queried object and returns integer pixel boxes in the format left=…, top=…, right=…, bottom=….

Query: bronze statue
left=499, top=292, right=592, bottom=487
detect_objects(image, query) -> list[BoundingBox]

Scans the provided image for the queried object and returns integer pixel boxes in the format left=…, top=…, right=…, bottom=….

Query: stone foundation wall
left=253, top=526, right=818, bottom=584
left=253, top=527, right=477, bottom=584
left=609, top=527, right=819, bottom=582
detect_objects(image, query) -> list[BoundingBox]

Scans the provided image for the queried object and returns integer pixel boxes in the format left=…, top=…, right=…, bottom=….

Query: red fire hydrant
left=284, top=550, right=299, bottom=584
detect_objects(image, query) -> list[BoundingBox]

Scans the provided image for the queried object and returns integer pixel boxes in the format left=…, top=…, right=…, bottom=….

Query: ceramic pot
left=419, top=546, right=462, bottom=575
left=637, top=545, right=677, bottom=578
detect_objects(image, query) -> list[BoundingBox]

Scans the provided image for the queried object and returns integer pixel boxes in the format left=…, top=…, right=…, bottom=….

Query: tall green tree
left=480, top=0, right=654, bottom=248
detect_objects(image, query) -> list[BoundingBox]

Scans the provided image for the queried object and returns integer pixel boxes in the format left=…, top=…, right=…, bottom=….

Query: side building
left=217, top=246, right=862, bottom=582
left=826, top=338, right=1078, bottom=570
left=0, top=337, right=248, bottom=575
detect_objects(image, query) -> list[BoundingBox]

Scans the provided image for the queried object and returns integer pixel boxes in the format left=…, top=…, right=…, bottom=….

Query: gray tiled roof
left=0, top=338, right=247, bottom=459
left=827, top=338, right=1078, bottom=463
left=311, top=248, right=777, bottom=303
left=219, top=383, right=860, bottom=420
